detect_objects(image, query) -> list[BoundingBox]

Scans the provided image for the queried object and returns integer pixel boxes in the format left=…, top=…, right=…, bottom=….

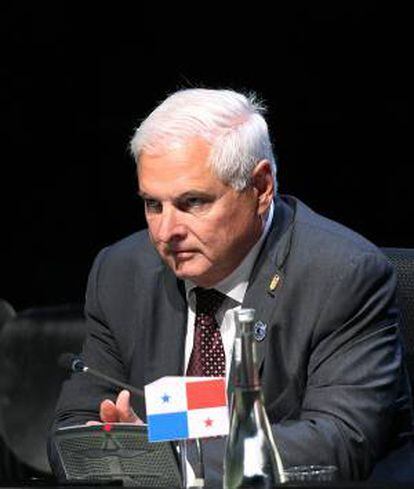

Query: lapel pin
left=254, top=321, right=267, bottom=342
left=269, top=273, right=280, bottom=292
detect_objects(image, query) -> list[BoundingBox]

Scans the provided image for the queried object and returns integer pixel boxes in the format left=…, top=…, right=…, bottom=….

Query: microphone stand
left=179, top=440, right=188, bottom=489
left=194, top=438, right=205, bottom=487
left=180, top=438, right=205, bottom=488
left=82, top=365, right=145, bottom=398
left=60, top=353, right=144, bottom=398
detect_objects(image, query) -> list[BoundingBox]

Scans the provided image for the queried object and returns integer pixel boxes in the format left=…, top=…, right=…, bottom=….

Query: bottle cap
left=236, top=308, right=256, bottom=323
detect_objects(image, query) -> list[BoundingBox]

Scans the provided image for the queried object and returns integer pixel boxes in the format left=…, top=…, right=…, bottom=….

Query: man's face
left=138, top=138, right=272, bottom=287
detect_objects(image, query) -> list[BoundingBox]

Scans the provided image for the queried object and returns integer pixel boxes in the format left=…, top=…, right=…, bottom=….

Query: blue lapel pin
left=254, top=321, right=267, bottom=342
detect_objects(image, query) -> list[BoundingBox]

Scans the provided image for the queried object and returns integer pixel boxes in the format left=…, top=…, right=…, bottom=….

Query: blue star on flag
left=161, top=393, right=171, bottom=403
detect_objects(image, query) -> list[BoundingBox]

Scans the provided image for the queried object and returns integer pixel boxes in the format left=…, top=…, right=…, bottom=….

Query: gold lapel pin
left=269, top=273, right=280, bottom=292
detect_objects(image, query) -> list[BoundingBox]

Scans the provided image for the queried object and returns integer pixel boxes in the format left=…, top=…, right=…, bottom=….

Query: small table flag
left=145, top=376, right=229, bottom=442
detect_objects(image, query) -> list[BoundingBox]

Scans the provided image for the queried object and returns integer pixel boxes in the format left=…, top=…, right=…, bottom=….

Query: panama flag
left=145, top=376, right=229, bottom=442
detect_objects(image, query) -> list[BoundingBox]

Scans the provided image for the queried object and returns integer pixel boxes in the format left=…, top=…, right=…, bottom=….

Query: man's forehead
left=138, top=170, right=225, bottom=197
left=137, top=170, right=231, bottom=203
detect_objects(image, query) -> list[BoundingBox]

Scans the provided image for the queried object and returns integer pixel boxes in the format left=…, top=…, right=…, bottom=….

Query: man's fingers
left=97, top=391, right=144, bottom=425
left=100, top=399, right=119, bottom=422
left=115, top=389, right=144, bottom=424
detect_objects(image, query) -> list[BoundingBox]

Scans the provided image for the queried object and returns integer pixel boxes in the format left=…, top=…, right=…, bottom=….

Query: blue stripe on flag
left=147, top=411, right=189, bottom=442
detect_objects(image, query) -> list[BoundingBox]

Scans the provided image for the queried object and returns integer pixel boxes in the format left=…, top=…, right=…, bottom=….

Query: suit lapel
left=242, top=197, right=295, bottom=369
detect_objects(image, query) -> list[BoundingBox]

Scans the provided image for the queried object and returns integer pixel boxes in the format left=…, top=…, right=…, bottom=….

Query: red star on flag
left=204, top=418, right=213, bottom=428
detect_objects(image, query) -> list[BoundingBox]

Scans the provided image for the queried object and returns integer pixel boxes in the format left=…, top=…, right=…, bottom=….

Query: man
left=50, top=88, right=412, bottom=483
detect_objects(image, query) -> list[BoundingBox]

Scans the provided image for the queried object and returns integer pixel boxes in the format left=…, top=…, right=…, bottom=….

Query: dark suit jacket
left=50, top=195, right=413, bottom=483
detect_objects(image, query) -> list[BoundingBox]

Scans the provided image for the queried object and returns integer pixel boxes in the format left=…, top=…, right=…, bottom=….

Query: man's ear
left=251, top=160, right=274, bottom=215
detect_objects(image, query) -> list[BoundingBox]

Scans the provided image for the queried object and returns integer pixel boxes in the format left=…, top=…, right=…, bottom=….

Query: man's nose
left=155, top=206, right=186, bottom=243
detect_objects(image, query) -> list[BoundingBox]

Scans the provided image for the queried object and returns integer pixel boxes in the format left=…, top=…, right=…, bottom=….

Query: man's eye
left=145, top=200, right=162, bottom=212
left=186, top=197, right=205, bottom=208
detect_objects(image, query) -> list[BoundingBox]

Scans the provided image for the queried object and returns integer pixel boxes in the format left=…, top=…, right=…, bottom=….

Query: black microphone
left=59, top=352, right=144, bottom=398
left=59, top=352, right=87, bottom=372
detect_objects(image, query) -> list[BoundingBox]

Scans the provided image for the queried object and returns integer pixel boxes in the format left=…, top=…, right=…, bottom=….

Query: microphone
left=59, top=352, right=86, bottom=372
left=59, top=353, right=144, bottom=398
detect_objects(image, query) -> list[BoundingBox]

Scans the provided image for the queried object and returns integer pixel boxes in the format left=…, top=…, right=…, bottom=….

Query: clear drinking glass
left=283, top=465, right=338, bottom=483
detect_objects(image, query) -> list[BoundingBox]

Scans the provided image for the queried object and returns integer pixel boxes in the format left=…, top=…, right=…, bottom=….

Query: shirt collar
left=185, top=200, right=274, bottom=304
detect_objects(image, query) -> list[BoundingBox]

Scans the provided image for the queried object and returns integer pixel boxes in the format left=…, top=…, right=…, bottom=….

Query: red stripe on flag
left=186, top=378, right=227, bottom=410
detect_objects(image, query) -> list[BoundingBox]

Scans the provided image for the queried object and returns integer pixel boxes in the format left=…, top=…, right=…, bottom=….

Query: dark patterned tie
left=186, top=287, right=226, bottom=377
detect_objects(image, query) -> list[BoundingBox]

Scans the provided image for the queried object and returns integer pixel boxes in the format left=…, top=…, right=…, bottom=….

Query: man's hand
left=86, top=389, right=144, bottom=425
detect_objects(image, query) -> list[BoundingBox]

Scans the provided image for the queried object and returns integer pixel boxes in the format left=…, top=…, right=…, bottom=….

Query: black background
left=2, top=3, right=413, bottom=311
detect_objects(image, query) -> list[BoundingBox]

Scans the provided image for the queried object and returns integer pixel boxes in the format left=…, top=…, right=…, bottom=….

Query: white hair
left=129, top=88, right=277, bottom=191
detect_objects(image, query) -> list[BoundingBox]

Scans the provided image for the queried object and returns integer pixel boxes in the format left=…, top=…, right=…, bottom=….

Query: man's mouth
left=173, top=250, right=195, bottom=259
left=159, top=243, right=198, bottom=260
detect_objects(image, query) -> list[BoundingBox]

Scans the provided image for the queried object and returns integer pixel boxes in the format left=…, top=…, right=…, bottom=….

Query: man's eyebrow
left=177, top=191, right=213, bottom=199
left=138, top=190, right=213, bottom=200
